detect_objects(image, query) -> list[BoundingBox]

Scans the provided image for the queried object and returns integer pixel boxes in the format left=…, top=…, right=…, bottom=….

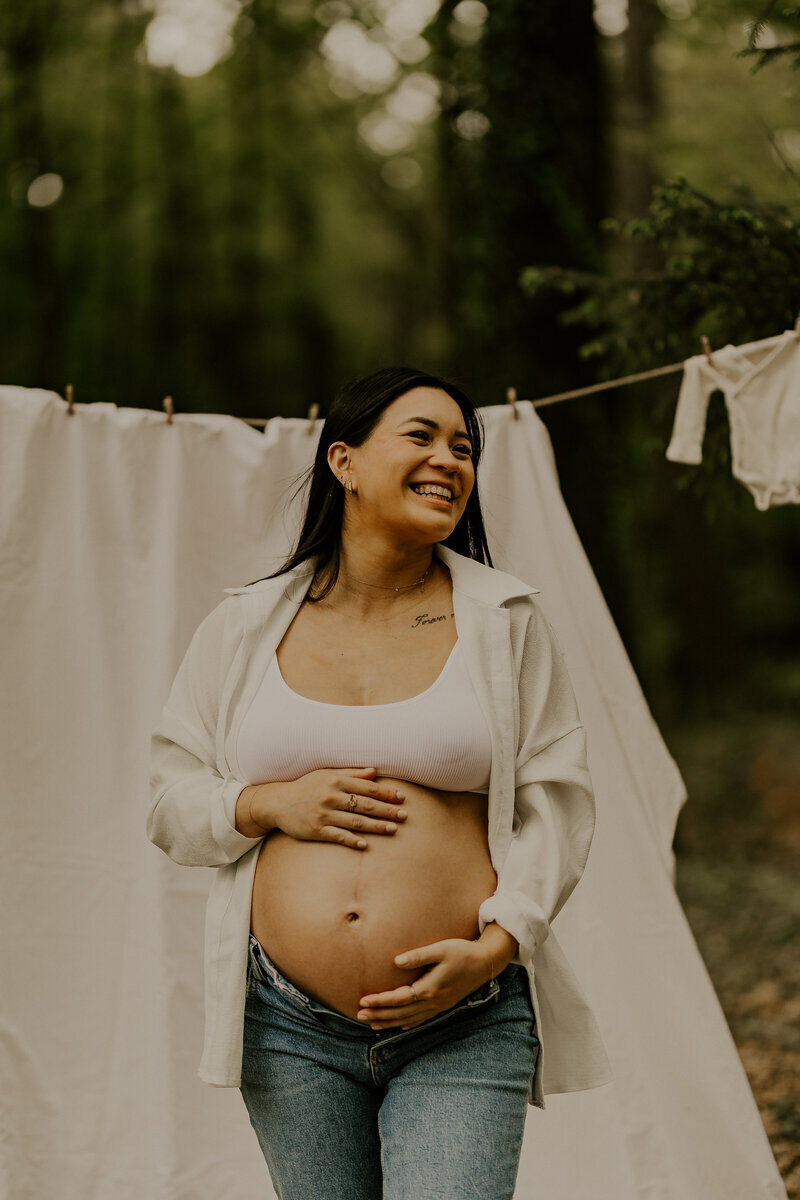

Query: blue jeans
left=240, top=933, right=540, bottom=1200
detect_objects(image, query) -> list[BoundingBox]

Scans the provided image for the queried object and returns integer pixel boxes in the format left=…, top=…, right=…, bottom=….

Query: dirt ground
left=670, top=711, right=800, bottom=1198
left=674, top=850, right=800, bottom=1197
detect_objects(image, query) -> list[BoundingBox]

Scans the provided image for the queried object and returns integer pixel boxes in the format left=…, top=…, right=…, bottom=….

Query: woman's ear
left=327, top=441, right=349, bottom=478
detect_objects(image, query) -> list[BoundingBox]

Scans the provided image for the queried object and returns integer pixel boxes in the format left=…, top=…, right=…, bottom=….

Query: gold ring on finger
left=409, top=985, right=419, bottom=1003
left=348, top=794, right=357, bottom=811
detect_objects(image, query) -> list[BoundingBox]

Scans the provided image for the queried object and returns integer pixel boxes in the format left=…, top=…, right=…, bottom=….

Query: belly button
left=346, top=911, right=360, bottom=923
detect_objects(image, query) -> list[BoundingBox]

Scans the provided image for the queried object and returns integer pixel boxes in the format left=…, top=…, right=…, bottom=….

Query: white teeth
left=411, top=485, right=452, bottom=500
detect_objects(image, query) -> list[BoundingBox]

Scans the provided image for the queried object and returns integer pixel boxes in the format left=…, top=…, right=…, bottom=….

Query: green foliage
left=738, top=1, right=800, bottom=71
left=520, top=172, right=800, bottom=722
left=519, top=177, right=800, bottom=377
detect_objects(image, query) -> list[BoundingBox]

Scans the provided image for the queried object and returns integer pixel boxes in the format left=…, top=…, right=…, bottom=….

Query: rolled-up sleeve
left=478, top=597, right=596, bottom=966
left=147, top=599, right=265, bottom=867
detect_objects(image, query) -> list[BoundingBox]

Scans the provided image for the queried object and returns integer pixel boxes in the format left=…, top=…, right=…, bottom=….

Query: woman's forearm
left=475, top=920, right=519, bottom=977
left=235, top=783, right=280, bottom=839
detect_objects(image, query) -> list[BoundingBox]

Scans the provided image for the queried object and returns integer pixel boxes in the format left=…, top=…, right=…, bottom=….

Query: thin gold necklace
left=339, top=559, right=435, bottom=593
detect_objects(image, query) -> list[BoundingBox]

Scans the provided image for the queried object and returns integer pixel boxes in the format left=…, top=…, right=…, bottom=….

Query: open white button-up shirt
left=148, top=543, right=612, bottom=1108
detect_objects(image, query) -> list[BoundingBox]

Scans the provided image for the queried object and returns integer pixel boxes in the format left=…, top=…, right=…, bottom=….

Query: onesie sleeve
left=477, top=597, right=595, bottom=965
left=665, top=354, right=715, bottom=465
left=147, top=598, right=266, bottom=867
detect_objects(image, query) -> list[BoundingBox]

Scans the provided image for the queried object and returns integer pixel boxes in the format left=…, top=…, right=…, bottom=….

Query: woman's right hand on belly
left=259, top=767, right=408, bottom=850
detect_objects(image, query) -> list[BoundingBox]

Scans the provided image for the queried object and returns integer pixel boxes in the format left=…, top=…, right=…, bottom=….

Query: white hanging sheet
left=0, top=385, right=787, bottom=1199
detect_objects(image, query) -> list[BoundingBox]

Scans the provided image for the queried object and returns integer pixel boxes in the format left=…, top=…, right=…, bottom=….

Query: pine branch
left=738, top=1, right=800, bottom=71
left=744, top=0, right=780, bottom=50
left=738, top=41, right=800, bottom=72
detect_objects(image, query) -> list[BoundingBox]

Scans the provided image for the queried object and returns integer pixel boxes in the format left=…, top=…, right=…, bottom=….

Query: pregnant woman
left=148, top=366, right=611, bottom=1200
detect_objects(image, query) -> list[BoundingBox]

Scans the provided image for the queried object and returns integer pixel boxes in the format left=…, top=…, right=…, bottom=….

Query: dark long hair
left=247, top=366, right=494, bottom=600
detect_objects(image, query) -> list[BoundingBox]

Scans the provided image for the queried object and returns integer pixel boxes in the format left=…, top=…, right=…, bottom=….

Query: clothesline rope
left=525, top=360, right=686, bottom=409
left=231, top=360, right=688, bottom=428
left=61, top=322, right=798, bottom=426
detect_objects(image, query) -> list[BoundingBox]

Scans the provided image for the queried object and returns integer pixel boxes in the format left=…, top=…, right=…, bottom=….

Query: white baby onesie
left=665, top=329, right=800, bottom=510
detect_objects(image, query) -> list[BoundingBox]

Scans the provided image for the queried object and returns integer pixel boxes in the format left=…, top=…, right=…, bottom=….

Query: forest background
left=2, top=0, right=798, bottom=1191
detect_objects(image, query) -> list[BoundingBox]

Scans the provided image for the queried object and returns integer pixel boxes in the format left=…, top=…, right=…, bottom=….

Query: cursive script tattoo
left=411, top=611, right=455, bottom=628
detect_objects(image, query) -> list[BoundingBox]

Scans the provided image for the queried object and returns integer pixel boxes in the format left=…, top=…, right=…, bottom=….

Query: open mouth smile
left=410, top=482, right=453, bottom=506
left=408, top=486, right=454, bottom=506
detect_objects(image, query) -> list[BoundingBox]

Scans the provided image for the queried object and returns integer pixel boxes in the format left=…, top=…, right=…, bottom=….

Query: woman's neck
left=314, top=544, right=441, bottom=619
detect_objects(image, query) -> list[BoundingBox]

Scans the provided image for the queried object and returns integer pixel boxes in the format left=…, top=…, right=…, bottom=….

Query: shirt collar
left=434, top=543, right=539, bottom=605
left=224, top=542, right=539, bottom=607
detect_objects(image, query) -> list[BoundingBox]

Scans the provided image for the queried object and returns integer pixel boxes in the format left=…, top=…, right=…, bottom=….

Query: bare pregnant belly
left=249, top=777, right=498, bottom=1020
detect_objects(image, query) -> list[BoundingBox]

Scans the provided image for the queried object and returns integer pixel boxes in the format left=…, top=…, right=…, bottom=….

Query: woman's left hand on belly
left=357, top=938, right=493, bottom=1030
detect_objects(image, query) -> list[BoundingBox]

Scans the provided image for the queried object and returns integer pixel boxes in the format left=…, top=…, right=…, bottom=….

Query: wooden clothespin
left=506, top=386, right=518, bottom=419
left=700, top=336, right=713, bottom=365
left=65, top=384, right=75, bottom=415
left=163, top=395, right=174, bottom=425
left=307, top=402, right=319, bottom=433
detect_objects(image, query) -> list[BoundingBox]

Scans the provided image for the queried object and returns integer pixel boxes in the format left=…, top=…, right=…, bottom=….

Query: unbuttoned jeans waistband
left=246, top=932, right=533, bottom=1039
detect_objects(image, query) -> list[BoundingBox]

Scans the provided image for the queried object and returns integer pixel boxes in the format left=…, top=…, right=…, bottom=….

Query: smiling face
left=328, top=386, right=476, bottom=550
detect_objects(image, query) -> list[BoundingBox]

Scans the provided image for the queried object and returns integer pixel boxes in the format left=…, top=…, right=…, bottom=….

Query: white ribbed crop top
left=236, top=638, right=492, bottom=793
